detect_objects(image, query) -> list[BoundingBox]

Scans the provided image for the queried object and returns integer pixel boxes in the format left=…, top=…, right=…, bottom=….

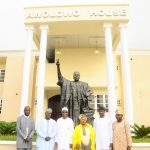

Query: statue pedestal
left=82, top=108, right=95, bottom=125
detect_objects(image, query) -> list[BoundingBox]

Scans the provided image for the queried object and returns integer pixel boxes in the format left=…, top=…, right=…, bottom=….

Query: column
left=103, top=23, right=117, bottom=120
left=20, top=25, right=34, bottom=114
left=119, top=24, right=134, bottom=125
left=36, top=25, right=49, bottom=125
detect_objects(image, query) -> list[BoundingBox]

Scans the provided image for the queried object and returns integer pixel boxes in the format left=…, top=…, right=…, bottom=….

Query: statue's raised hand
left=56, top=59, right=60, bottom=66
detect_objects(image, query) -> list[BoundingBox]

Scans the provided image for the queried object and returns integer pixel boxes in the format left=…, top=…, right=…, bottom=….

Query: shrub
left=131, top=123, right=150, bottom=138
left=0, top=121, right=16, bottom=135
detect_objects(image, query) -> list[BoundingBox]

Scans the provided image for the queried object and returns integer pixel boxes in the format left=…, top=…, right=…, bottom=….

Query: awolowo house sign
left=26, top=9, right=126, bottom=18
left=25, top=5, right=129, bottom=23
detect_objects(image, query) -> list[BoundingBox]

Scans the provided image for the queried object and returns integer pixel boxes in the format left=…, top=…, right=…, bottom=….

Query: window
left=0, top=69, right=5, bottom=82
left=89, top=94, right=109, bottom=112
left=0, top=98, right=2, bottom=114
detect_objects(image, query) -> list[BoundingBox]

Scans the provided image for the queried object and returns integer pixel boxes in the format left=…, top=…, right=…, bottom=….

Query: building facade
left=0, top=1, right=150, bottom=126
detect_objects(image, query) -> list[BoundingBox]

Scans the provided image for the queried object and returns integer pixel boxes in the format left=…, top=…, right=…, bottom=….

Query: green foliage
left=0, top=135, right=16, bottom=141
left=132, top=137, right=150, bottom=143
left=131, top=123, right=150, bottom=138
left=0, top=121, right=16, bottom=135
left=0, top=134, right=37, bottom=141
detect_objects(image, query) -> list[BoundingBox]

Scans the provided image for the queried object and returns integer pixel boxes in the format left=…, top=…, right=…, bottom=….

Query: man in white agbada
left=93, top=105, right=113, bottom=150
left=36, top=108, right=57, bottom=150
left=55, top=107, right=74, bottom=150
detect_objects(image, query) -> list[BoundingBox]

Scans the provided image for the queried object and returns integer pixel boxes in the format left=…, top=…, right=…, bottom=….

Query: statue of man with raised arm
left=56, top=59, right=94, bottom=125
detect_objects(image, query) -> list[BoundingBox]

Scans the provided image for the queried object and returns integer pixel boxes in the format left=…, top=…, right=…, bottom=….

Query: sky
left=128, top=0, right=150, bottom=50
left=0, top=0, right=25, bottom=50
left=0, top=0, right=149, bottom=50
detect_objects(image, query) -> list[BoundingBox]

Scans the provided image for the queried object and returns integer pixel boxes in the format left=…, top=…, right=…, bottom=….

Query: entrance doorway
left=48, top=95, right=61, bottom=121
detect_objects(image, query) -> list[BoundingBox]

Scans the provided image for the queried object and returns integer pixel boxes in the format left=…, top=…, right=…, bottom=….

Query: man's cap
left=116, top=108, right=123, bottom=115
left=62, top=107, right=68, bottom=112
left=46, top=108, right=52, bottom=113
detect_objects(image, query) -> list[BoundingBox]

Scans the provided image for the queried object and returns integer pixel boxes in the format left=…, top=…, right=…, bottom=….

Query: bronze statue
left=56, top=59, right=94, bottom=125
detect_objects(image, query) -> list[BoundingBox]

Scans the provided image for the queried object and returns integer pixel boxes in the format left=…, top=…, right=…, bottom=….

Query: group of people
left=16, top=105, right=132, bottom=150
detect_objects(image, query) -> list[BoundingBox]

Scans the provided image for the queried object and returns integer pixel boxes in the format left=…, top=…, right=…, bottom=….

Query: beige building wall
left=0, top=60, right=6, bottom=99
left=1, top=50, right=150, bottom=126
left=115, top=54, right=150, bottom=125
left=44, top=48, right=108, bottom=88
left=42, top=48, right=109, bottom=112
left=0, top=83, right=3, bottom=99
left=129, top=55, right=150, bottom=125
left=0, top=56, right=36, bottom=121
left=1, top=57, right=24, bottom=121
left=35, top=48, right=109, bottom=118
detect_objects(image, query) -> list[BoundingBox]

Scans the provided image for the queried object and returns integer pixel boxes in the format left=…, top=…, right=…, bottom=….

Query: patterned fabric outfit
left=112, top=121, right=132, bottom=150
